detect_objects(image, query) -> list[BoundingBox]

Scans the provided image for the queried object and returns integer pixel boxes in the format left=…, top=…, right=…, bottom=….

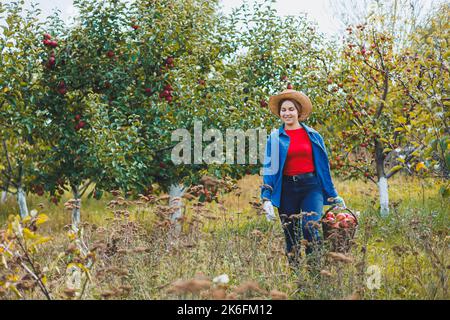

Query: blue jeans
left=277, top=173, right=323, bottom=256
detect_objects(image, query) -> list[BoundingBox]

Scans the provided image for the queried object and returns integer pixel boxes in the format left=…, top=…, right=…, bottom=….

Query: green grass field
left=0, top=174, right=448, bottom=300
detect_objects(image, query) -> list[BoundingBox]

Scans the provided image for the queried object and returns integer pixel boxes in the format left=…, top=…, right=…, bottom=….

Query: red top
left=283, top=127, right=315, bottom=175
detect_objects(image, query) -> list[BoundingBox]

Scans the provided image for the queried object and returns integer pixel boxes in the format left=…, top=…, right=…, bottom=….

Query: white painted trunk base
left=17, top=186, right=29, bottom=218
left=169, top=183, right=186, bottom=235
left=1, top=191, right=7, bottom=203
left=378, top=177, right=389, bottom=217
left=72, top=199, right=81, bottom=231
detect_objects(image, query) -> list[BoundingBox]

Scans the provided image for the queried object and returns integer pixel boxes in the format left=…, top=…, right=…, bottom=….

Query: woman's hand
left=263, top=200, right=276, bottom=222
left=330, top=196, right=346, bottom=208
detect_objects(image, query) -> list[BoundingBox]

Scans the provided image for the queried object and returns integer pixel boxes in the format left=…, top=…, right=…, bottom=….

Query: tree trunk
left=17, top=186, right=29, bottom=218
left=1, top=190, right=7, bottom=204
left=71, top=186, right=81, bottom=230
left=1, top=179, right=10, bottom=203
left=375, top=139, right=389, bottom=216
left=168, top=183, right=187, bottom=236
left=377, top=177, right=389, bottom=217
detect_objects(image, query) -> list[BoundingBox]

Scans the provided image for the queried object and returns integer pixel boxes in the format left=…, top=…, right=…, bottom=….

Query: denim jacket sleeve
left=316, top=133, right=338, bottom=199
left=260, top=134, right=274, bottom=201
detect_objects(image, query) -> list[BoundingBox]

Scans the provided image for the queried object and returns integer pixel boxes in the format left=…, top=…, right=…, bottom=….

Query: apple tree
left=320, top=2, right=448, bottom=215
left=0, top=1, right=48, bottom=217
left=395, top=3, right=449, bottom=192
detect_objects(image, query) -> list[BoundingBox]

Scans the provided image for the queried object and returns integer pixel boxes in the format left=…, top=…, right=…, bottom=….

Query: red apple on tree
left=165, top=56, right=174, bottom=67
left=48, top=56, right=56, bottom=67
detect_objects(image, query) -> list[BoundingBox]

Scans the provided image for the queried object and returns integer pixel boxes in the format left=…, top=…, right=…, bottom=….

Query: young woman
left=261, top=88, right=346, bottom=263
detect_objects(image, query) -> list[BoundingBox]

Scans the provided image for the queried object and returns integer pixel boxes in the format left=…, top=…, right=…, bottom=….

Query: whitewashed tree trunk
left=375, top=139, right=389, bottom=217
left=378, top=176, right=389, bottom=217
left=1, top=190, right=7, bottom=204
left=17, top=186, right=29, bottom=218
left=72, top=186, right=81, bottom=231
left=169, top=183, right=187, bottom=235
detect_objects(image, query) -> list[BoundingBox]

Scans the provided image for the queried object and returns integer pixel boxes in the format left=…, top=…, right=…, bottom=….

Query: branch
left=1, top=139, right=17, bottom=188
left=0, top=169, right=18, bottom=189
left=344, top=163, right=377, bottom=184
left=79, top=179, right=92, bottom=197
left=386, top=146, right=423, bottom=179
left=375, top=70, right=389, bottom=119
left=16, top=238, right=52, bottom=300
left=154, top=143, right=178, bottom=154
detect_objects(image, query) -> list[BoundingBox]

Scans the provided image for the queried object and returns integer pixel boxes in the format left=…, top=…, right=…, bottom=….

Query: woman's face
left=279, top=100, right=299, bottom=125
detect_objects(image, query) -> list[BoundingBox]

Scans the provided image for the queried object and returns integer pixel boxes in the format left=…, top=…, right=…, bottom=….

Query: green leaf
left=445, top=152, right=450, bottom=170
left=397, top=116, right=406, bottom=124
left=388, top=165, right=403, bottom=175
left=439, top=186, right=450, bottom=198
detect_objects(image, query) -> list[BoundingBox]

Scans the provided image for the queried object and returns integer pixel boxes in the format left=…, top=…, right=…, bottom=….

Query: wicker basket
left=321, top=206, right=358, bottom=253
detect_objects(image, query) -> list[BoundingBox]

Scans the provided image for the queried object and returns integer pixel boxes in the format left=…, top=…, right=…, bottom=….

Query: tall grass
left=0, top=174, right=448, bottom=299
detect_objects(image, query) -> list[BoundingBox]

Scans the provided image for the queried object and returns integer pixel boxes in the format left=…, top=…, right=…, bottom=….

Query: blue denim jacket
left=261, top=122, right=338, bottom=207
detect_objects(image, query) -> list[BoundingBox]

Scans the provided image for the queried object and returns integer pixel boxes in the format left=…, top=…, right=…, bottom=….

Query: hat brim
left=268, top=90, right=312, bottom=121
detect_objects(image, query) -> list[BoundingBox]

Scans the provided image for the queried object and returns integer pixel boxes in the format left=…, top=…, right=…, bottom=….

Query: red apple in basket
left=335, top=213, right=346, bottom=221
left=346, top=216, right=356, bottom=226
left=339, top=219, right=350, bottom=228
left=325, top=212, right=335, bottom=223
left=325, top=217, right=335, bottom=224
left=326, top=212, right=335, bottom=219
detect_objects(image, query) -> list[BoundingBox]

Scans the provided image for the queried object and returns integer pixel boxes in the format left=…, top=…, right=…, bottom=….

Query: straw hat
left=268, top=89, right=313, bottom=121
